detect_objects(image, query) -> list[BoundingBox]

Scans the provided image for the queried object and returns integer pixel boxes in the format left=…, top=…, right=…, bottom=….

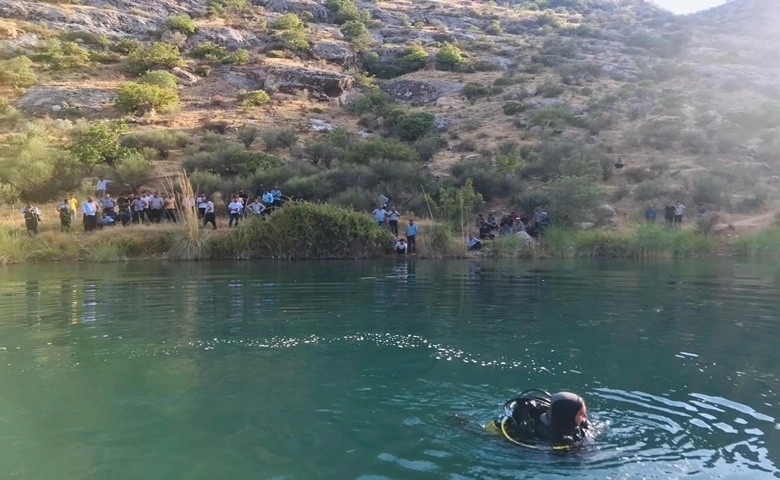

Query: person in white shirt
left=394, top=237, right=408, bottom=255
left=246, top=197, right=266, bottom=216
left=203, top=197, right=217, bottom=230
left=372, top=206, right=388, bottom=226
left=228, top=195, right=244, bottom=227
left=82, top=196, right=99, bottom=232
left=387, top=206, right=400, bottom=236
left=21, top=203, right=41, bottom=236
left=96, top=177, right=110, bottom=197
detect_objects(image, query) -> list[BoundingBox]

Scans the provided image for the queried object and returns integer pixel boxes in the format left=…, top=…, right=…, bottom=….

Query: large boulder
left=379, top=79, right=464, bottom=105
left=0, top=33, right=39, bottom=55
left=17, top=86, right=116, bottom=116
left=250, top=67, right=355, bottom=99
left=264, top=0, right=329, bottom=22
left=311, top=40, right=355, bottom=65
left=186, top=26, right=261, bottom=50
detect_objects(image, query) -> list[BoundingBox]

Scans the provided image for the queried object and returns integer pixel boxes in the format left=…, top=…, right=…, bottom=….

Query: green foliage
left=241, top=90, right=270, bottom=107
left=212, top=201, right=392, bottom=259
left=364, top=45, right=428, bottom=79
left=275, top=29, right=309, bottom=53
left=115, top=81, right=179, bottom=115
left=69, top=121, right=130, bottom=169
left=413, top=135, right=447, bottom=161
left=225, top=49, right=250, bottom=65
left=183, top=136, right=283, bottom=176
left=544, top=175, right=606, bottom=226
left=734, top=227, right=780, bottom=257
left=450, top=158, right=517, bottom=200
left=111, top=150, right=154, bottom=191
left=341, top=20, right=372, bottom=48
left=538, top=77, right=565, bottom=97
left=461, top=83, right=503, bottom=102
left=483, top=234, right=536, bottom=258
left=502, top=101, right=526, bottom=115
left=495, top=153, right=525, bottom=175
left=236, top=124, right=260, bottom=148
left=303, top=140, right=342, bottom=167
left=262, top=128, right=299, bottom=150
left=126, top=42, right=183, bottom=74
left=137, top=70, right=178, bottom=90
left=0, top=183, right=21, bottom=205
left=435, top=43, right=464, bottom=70
left=119, top=129, right=190, bottom=158
left=690, top=173, right=727, bottom=206
left=271, top=13, right=304, bottom=31
left=522, top=138, right=606, bottom=181
left=348, top=138, right=420, bottom=164
left=346, top=88, right=393, bottom=114
left=388, top=111, right=435, bottom=141
left=531, top=105, right=574, bottom=128
left=0, top=56, right=37, bottom=87
left=424, top=178, right=484, bottom=231
left=326, top=0, right=370, bottom=25
left=484, top=20, right=503, bottom=35
left=190, top=41, right=228, bottom=60
left=112, top=39, right=143, bottom=55
left=537, top=11, right=564, bottom=28
left=166, top=14, right=198, bottom=34
left=207, top=0, right=250, bottom=16
left=32, top=39, right=91, bottom=70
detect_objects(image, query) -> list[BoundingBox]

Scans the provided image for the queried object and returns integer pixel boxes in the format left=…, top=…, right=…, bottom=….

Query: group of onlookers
left=372, top=204, right=419, bottom=255
left=467, top=208, right=550, bottom=250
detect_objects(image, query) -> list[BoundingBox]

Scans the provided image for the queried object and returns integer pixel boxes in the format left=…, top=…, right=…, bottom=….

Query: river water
left=0, top=259, right=777, bottom=479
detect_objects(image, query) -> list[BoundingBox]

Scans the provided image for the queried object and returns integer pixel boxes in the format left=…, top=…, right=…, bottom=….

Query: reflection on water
left=0, top=259, right=778, bottom=479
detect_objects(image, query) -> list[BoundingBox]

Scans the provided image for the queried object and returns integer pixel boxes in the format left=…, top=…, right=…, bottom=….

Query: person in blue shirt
left=405, top=218, right=418, bottom=254
left=262, top=191, right=275, bottom=207
left=645, top=204, right=656, bottom=222
left=271, top=187, right=283, bottom=205
left=467, top=234, right=482, bottom=250
left=372, top=206, right=387, bottom=226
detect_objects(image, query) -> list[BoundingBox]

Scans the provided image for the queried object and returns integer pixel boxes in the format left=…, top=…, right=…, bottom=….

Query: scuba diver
left=485, top=390, right=589, bottom=450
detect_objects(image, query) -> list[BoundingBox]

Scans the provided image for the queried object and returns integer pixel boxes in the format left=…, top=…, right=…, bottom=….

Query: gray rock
left=0, top=33, right=39, bottom=54
left=433, top=116, right=450, bottom=132
left=379, top=79, right=464, bottom=105
left=265, top=0, right=329, bottom=22
left=577, top=222, right=595, bottom=230
left=249, top=67, right=355, bottom=99
left=601, top=62, right=638, bottom=81
left=309, top=119, right=335, bottom=132
left=525, top=98, right=566, bottom=109
left=187, top=26, right=260, bottom=50
left=18, top=86, right=116, bottom=116
left=171, top=67, right=199, bottom=86
left=529, top=125, right=544, bottom=135
left=570, top=103, right=590, bottom=115
left=311, top=40, right=355, bottom=65
left=222, top=71, right=261, bottom=90
left=596, top=204, right=617, bottom=218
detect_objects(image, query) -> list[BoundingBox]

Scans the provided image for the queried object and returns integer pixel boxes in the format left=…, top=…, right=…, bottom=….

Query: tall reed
left=167, top=172, right=210, bottom=260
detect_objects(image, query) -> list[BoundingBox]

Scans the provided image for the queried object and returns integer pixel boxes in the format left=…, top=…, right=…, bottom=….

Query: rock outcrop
left=17, top=86, right=116, bottom=116
left=248, top=67, right=355, bottom=99
left=311, top=40, right=355, bottom=66
left=380, top=79, right=464, bottom=105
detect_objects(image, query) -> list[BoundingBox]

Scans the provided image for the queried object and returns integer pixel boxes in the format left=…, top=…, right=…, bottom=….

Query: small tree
left=236, top=124, right=261, bottom=147
left=0, top=56, right=37, bottom=87
left=126, top=42, right=183, bottom=75
left=138, top=70, right=178, bottom=90
left=544, top=175, right=605, bottom=226
left=115, top=82, right=179, bottom=115
left=436, top=43, right=463, bottom=71
left=425, top=178, right=485, bottom=231
left=166, top=14, right=198, bottom=35
left=112, top=150, right=155, bottom=191
left=271, top=13, right=304, bottom=31
left=69, top=121, right=130, bottom=170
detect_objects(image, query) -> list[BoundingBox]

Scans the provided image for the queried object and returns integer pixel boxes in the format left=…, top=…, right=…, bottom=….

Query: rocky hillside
left=0, top=0, right=777, bottom=233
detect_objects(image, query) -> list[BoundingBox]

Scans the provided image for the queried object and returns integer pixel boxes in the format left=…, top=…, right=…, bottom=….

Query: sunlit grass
left=734, top=227, right=780, bottom=257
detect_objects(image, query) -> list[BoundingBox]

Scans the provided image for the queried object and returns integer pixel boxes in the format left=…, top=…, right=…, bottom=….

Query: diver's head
left=547, top=392, right=586, bottom=433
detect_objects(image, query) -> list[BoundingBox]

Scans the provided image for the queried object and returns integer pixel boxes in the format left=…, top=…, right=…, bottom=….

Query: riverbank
left=2, top=200, right=779, bottom=264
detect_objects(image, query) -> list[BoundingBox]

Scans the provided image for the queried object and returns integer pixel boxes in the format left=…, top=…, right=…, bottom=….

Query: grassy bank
left=3, top=203, right=779, bottom=264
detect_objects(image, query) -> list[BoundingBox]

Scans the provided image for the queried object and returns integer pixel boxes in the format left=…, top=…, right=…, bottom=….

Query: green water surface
left=0, top=259, right=777, bottom=479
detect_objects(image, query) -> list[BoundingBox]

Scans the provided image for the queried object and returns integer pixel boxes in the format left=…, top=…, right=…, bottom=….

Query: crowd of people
left=371, top=204, right=419, bottom=255
left=467, top=207, right=552, bottom=250
left=644, top=201, right=697, bottom=225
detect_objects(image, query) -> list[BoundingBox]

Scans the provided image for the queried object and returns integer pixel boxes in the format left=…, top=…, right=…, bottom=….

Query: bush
left=111, top=150, right=154, bottom=191
left=450, top=158, right=516, bottom=200
left=207, top=0, right=250, bottom=16
left=531, top=105, right=574, bottom=128
left=166, top=14, right=198, bottom=34
left=262, top=129, right=298, bottom=150
left=690, top=173, right=727, bottom=205
left=271, top=13, right=304, bottom=31
left=137, top=70, right=178, bottom=90
left=115, top=82, right=179, bottom=115
left=241, top=90, right=270, bottom=107
left=303, top=141, right=342, bottom=167
left=461, top=83, right=503, bottom=102
left=413, top=135, right=446, bottom=161
left=436, top=43, right=464, bottom=70
left=389, top=111, right=435, bottom=141
left=502, top=101, right=526, bottom=115
left=348, top=138, right=420, bottom=164
left=184, top=139, right=282, bottom=176
left=225, top=49, right=250, bottom=65
left=126, top=42, right=183, bottom=74
left=119, top=130, right=189, bottom=158
left=484, top=20, right=503, bottom=35
left=544, top=175, right=606, bottom=226
left=190, top=41, right=228, bottom=60
left=364, top=45, right=428, bottom=79
left=69, top=121, right=130, bottom=169
left=236, top=124, right=261, bottom=147
left=346, top=88, right=393, bottom=115
left=275, top=29, right=309, bottom=53
left=326, top=0, right=370, bottom=25
left=0, top=183, right=20, bottom=205
left=538, top=77, right=565, bottom=97
left=0, top=56, right=37, bottom=87
left=32, top=39, right=90, bottom=70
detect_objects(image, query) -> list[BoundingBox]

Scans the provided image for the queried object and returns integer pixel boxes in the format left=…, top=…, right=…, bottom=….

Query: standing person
left=228, top=195, right=244, bottom=227
left=203, top=197, right=217, bottom=230
left=149, top=192, right=164, bottom=223
left=664, top=203, right=675, bottom=226
left=196, top=193, right=206, bottom=219
left=645, top=204, right=657, bottom=222
left=673, top=201, right=686, bottom=225
left=96, top=177, right=110, bottom=197
left=68, top=193, right=78, bottom=223
left=387, top=206, right=400, bottom=236
left=82, top=196, right=99, bottom=232
left=163, top=194, right=177, bottom=222
left=238, top=189, right=249, bottom=214
left=246, top=197, right=266, bottom=216
left=20, top=202, right=41, bottom=236
left=58, top=199, right=71, bottom=231
left=372, top=205, right=387, bottom=226
left=100, top=193, right=116, bottom=220
left=406, top=218, right=418, bottom=254
left=131, top=194, right=146, bottom=224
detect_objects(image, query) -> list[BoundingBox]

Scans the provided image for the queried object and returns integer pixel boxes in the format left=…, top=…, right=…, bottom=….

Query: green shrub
left=413, top=135, right=446, bottom=161
left=241, top=90, right=270, bottom=107
left=184, top=139, right=282, bottom=175
left=340, top=20, right=367, bottom=39
left=531, top=105, right=574, bottom=127
left=326, top=0, right=370, bottom=25
left=364, top=45, right=428, bottom=79
left=0, top=183, right=21, bottom=205
left=389, top=111, right=435, bottom=141
left=190, top=41, right=228, bottom=60
left=0, top=56, right=37, bottom=87
left=275, top=29, right=309, bottom=53
left=126, top=42, right=183, bottom=74
left=115, top=82, right=179, bottom=115
left=262, top=128, right=298, bottom=150
left=112, top=39, right=143, bottom=55
left=138, top=70, right=178, bottom=90
left=166, top=14, right=198, bottom=34
left=207, top=0, right=250, bottom=16
left=224, top=49, right=250, bottom=65
left=484, top=20, right=503, bottom=35
left=544, top=175, right=606, bottom=226
left=734, top=227, right=780, bottom=257
left=346, top=88, right=393, bottom=114
left=348, top=138, right=420, bottom=164
left=111, top=150, right=154, bottom=191
left=538, top=77, right=565, bottom=97
left=424, top=178, right=484, bottom=230
left=450, top=158, right=516, bottom=200
left=462, top=82, right=503, bottom=102
left=236, top=124, right=260, bottom=147
left=502, top=101, right=525, bottom=115
left=271, top=13, right=304, bottom=30
left=33, top=39, right=90, bottom=70
left=303, top=141, right=342, bottom=167
left=119, top=130, right=190, bottom=158
left=436, top=43, right=464, bottom=70
left=690, top=173, right=727, bottom=205
left=69, top=121, right=130, bottom=169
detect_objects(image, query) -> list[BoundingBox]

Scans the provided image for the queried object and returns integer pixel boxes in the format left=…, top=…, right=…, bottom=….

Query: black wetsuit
left=494, top=392, right=588, bottom=446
